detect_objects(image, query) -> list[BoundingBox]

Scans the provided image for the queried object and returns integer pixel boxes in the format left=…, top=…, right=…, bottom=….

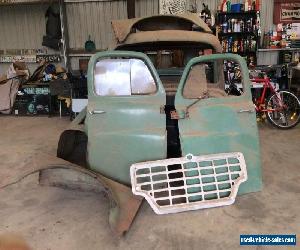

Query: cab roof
left=111, top=13, right=221, bottom=52
left=112, top=13, right=212, bottom=43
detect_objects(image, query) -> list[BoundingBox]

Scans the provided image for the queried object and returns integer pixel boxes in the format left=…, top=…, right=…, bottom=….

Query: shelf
left=21, top=83, right=50, bottom=87
left=222, top=51, right=257, bottom=55
left=69, top=54, right=94, bottom=57
left=0, top=54, right=61, bottom=63
left=218, top=32, right=257, bottom=37
left=0, top=0, right=57, bottom=5
left=217, top=11, right=259, bottom=15
left=68, top=49, right=105, bottom=57
left=258, top=48, right=300, bottom=52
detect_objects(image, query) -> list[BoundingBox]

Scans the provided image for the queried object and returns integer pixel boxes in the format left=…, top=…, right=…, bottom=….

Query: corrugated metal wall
left=0, top=0, right=158, bottom=52
left=66, top=0, right=158, bottom=50
left=0, top=4, right=49, bottom=74
left=0, top=0, right=275, bottom=51
left=257, top=0, right=277, bottom=65
left=0, top=0, right=279, bottom=68
left=136, top=0, right=159, bottom=17
left=66, top=1, right=127, bottom=50
left=66, top=0, right=158, bottom=70
left=0, top=4, right=48, bottom=50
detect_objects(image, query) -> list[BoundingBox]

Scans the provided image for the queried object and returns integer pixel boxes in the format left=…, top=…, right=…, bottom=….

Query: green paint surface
left=85, top=52, right=262, bottom=194
left=175, top=54, right=262, bottom=194
left=86, top=51, right=167, bottom=185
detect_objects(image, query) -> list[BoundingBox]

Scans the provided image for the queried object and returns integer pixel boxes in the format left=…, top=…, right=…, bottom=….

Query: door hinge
left=170, top=110, right=188, bottom=120
left=160, top=106, right=165, bottom=114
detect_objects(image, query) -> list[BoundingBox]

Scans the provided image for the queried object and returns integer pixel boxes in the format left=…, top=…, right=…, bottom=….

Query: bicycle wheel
left=266, top=91, right=300, bottom=129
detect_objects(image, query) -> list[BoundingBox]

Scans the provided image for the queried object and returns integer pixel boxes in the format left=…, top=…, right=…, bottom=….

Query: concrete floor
left=0, top=116, right=299, bottom=250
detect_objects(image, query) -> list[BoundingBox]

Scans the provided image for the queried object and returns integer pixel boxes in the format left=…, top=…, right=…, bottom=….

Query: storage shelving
left=216, top=10, right=261, bottom=67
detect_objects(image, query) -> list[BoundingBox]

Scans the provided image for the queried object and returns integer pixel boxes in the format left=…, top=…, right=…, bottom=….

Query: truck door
left=175, top=54, right=262, bottom=194
left=87, top=51, right=166, bottom=185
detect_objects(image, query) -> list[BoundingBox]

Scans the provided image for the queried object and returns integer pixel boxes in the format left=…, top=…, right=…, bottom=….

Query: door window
left=183, top=59, right=244, bottom=99
left=94, top=58, right=157, bottom=96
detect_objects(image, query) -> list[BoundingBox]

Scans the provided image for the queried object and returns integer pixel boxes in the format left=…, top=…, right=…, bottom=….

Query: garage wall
left=136, top=0, right=159, bottom=18
left=66, top=0, right=158, bottom=50
left=66, top=1, right=127, bottom=50
left=66, top=0, right=274, bottom=51
left=0, top=1, right=167, bottom=74
left=0, top=5, right=48, bottom=50
left=0, top=0, right=279, bottom=71
left=0, top=4, right=50, bottom=74
left=256, top=0, right=277, bottom=65
left=0, top=0, right=274, bottom=51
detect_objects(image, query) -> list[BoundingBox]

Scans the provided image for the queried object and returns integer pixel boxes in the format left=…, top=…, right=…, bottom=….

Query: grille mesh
left=130, top=152, right=247, bottom=214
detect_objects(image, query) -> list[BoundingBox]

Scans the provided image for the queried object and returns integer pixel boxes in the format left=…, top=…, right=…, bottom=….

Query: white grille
left=130, top=152, right=247, bottom=214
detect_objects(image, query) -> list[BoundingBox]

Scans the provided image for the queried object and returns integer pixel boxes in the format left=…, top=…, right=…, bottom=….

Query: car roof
left=111, top=13, right=221, bottom=52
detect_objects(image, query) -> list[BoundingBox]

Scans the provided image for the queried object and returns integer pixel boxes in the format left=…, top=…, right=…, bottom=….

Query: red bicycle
left=251, top=77, right=300, bottom=129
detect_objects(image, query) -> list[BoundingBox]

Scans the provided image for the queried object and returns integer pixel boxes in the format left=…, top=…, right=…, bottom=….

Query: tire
left=57, top=130, right=88, bottom=167
left=266, top=91, right=300, bottom=129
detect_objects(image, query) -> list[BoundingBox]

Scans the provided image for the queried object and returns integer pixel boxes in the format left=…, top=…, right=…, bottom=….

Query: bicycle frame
left=251, top=78, right=284, bottom=113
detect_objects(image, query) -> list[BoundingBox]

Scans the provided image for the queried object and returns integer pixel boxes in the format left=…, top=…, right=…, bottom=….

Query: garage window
left=94, top=58, right=157, bottom=96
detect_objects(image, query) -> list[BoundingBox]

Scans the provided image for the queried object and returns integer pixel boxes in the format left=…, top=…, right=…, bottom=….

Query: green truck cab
left=57, top=13, right=262, bottom=234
